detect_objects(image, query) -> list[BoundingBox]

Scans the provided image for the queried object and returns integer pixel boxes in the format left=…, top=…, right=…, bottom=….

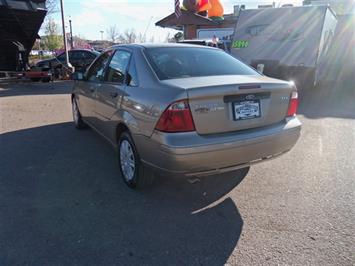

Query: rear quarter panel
left=111, top=49, right=188, bottom=139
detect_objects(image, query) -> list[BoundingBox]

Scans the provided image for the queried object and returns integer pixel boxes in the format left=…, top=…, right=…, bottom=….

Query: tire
left=118, top=132, right=154, bottom=189
left=72, top=98, right=86, bottom=129
left=41, top=77, right=51, bottom=83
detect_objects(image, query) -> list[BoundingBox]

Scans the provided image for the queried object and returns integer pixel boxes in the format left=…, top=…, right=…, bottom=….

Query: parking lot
left=0, top=81, right=354, bottom=265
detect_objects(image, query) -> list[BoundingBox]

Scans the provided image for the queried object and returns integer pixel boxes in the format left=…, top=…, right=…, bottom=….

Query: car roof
left=70, top=49, right=98, bottom=53
left=57, top=49, right=97, bottom=55
left=180, top=39, right=219, bottom=42
left=109, top=43, right=218, bottom=50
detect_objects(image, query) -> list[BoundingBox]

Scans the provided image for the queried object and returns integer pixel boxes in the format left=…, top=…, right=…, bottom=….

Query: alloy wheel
left=119, top=140, right=136, bottom=182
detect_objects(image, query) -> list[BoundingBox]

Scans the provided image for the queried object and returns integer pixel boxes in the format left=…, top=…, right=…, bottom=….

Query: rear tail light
left=287, top=91, right=298, bottom=117
left=155, top=99, right=195, bottom=133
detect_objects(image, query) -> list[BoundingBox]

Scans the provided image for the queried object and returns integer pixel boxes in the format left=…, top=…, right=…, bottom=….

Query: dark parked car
left=36, top=49, right=100, bottom=74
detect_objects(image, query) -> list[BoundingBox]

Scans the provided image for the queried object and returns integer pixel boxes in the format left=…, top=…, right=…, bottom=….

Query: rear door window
left=127, top=57, right=138, bottom=87
left=70, top=51, right=84, bottom=60
left=105, top=50, right=131, bottom=84
left=83, top=51, right=97, bottom=60
left=86, top=51, right=112, bottom=82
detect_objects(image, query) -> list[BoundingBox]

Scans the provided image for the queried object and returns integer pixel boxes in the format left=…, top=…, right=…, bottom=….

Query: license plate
left=233, top=100, right=261, bottom=120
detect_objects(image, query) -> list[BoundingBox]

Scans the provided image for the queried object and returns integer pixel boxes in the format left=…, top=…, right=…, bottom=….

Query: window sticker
left=232, top=40, right=249, bottom=48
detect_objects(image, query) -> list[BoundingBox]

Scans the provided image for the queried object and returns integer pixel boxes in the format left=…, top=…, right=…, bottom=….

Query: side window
left=71, top=51, right=84, bottom=60
left=57, top=52, right=74, bottom=62
left=84, top=52, right=97, bottom=60
left=106, top=50, right=131, bottom=84
left=127, top=57, right=138, bottom=87
left=56, top=53, right=65, bottom=61
left=86, top=51, right=112, bottom=82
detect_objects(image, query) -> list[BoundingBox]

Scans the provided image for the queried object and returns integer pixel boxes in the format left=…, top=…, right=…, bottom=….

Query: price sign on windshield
left=232, top=40, right=249, bottom=48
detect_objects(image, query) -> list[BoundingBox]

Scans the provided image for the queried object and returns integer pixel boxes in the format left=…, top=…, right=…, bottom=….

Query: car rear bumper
left=134, top=117, right=301, bottom=177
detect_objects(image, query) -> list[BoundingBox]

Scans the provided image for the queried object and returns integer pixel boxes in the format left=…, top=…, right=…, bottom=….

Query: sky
left=47, top=0, right=303, bottom=41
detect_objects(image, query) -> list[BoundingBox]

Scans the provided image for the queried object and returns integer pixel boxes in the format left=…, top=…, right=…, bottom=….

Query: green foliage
left=174, top=32, right=184, bottom=42
left=42, top=18, right=63, bottom=51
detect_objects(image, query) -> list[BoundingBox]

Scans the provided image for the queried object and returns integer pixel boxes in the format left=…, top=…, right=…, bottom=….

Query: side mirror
left=73, top=72, right=84, bottom=81
left=126, top=73, right=132, bottom=86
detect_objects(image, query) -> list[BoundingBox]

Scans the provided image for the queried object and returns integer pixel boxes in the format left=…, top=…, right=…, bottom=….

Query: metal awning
left=156, top=10, right=217, bottom=30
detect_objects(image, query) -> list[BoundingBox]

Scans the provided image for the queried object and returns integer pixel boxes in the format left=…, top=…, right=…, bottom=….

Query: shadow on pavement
left=298, top=79, right=355, bottom=120
left=0, top=81, right=72, bottom=97
left=0, top=122, right=248, bottom=265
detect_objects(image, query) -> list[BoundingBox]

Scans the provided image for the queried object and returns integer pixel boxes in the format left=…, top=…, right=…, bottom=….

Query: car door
left=83, top=51, right=98, bottom=68
left=94, top=49, right=132, bottom=141
left=76, top=51, right=112, bottom=126
left=70, top=50, right=84, bottom=70
left=120, top=55, right=154, bottom=136
left=55, top=52, right=66, bottom=68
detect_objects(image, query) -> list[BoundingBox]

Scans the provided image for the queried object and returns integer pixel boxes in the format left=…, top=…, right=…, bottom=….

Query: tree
left=164, top=32, right=172, bottom=43
left=73, top=35, right=90, bottom=49
left=137, top=32, right=146, bottom=43
left=119, top=28, right=137, bottom=44
left=42, top=18, right=63, bottom=51
left=106, top=25, right=119, bottom=43
left=174, top=32, right=184, bottom=42
left=149, top=35, right=155, bottom=43
left=46, top=0, right=59, bottom=14
left=32, top=39, right=41, bottom=50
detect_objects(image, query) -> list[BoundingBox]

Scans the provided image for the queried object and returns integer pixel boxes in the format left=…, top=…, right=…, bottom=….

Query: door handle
left=110, top=92, right=118, bottom=98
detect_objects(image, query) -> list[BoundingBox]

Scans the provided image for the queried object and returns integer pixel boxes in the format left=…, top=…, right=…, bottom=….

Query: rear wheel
left=72, top=98, right=86, bottom=129
left=118, top=132, right=154, bottom=189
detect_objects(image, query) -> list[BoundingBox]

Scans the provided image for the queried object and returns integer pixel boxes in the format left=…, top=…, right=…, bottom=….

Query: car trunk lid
left=161, top=75, right=294, bottom=135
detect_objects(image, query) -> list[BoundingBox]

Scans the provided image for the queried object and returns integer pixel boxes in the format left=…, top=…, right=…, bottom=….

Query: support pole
left=69, top=19, right=74, bottom=49
left=60, top=0, right=70, bottom=68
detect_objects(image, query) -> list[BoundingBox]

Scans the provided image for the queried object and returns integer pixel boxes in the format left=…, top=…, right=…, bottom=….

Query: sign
left=232, top=40, right=249, bottom=48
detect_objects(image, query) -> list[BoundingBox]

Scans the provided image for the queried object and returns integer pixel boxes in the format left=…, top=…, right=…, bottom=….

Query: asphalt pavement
left=0, top=81, right=354, bottom=265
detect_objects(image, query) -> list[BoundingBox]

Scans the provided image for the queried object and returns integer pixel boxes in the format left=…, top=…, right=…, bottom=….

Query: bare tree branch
left=137, top=32, right=146, bottom=43
left=106, top=25, right=120, bottom=43
left=46, top=0, right=59, bottom=14
left=117, top=28, right=137, bottom=44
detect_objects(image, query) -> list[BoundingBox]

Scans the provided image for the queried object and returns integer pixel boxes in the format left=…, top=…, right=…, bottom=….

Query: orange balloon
left=208, top=0, right=224, bottom=17
left=198, top=0, right=211, bottom=12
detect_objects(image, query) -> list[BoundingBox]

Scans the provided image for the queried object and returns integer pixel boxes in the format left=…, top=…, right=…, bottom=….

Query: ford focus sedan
left=71, top=44, right=301, bottom=188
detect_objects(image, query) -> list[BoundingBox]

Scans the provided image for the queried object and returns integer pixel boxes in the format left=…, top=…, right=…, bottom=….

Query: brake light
left=155, top=99, right=195, bottom=132
left=287, top=91, right=298, bottom=117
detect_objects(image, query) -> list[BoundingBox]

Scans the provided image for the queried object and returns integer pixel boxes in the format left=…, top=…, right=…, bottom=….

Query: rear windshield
left=145, top=47, right=258, bottom=80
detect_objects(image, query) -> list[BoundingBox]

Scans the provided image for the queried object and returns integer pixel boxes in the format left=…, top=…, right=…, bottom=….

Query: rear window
left=145, top=47, right=258, bottom=80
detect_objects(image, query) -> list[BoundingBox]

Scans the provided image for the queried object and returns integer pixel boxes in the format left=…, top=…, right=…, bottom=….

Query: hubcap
left=120, top=140, right=135, bottom=181
left=72, top=101, right=79, bottom=124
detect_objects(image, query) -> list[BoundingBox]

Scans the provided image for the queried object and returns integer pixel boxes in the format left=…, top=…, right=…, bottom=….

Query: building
left=0, top=0, right=46, bottom=71
left=155, top=10, right=237, bottom=40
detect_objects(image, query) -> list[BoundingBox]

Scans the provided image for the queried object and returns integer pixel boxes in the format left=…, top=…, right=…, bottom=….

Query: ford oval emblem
left=245, top=94, right=255, bottom=100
